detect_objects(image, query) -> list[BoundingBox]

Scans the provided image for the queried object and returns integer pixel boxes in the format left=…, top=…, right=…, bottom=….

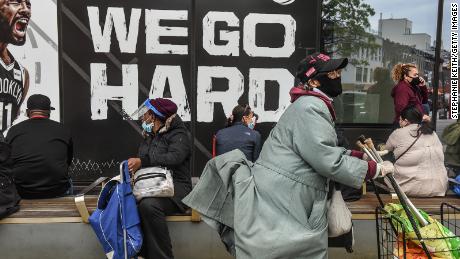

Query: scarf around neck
left=289, top=86, right=337, bottom=121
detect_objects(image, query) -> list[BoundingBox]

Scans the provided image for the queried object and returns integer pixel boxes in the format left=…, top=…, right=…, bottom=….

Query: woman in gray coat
left=184, top=53, right=395, bottom=258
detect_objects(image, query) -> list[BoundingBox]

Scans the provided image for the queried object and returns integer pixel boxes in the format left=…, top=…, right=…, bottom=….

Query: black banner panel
left=59, top=0, right=320, bottom=179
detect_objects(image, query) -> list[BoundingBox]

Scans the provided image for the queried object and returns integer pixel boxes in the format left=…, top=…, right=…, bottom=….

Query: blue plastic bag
left=89, top=161, right=143, bottom=259
left=452, top=175, right=460, bottom=197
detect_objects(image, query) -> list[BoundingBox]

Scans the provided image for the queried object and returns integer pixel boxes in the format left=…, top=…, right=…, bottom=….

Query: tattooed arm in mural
left=18, top=68, right=29, bottom=117
left=0, top=0, right=32, bottom=128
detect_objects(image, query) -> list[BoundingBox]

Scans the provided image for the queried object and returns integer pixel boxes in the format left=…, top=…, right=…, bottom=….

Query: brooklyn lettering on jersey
left=0, top=77, right=23, bottom=105
left=0, top=58, right=26, bottom=132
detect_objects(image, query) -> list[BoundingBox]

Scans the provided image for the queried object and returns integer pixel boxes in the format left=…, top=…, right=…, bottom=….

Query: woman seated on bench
left=384, top=105, right=448, bottom=197
left=127, top=98, right=192, bottom=259
left=215, top=104, right=262, bottom=162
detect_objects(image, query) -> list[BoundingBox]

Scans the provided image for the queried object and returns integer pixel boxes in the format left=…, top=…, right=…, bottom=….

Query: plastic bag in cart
left=395, top=235, right=444, bottom=259
left=385, top=203, right=460, bottom=259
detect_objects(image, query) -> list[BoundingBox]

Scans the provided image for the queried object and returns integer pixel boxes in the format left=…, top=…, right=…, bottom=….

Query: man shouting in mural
left=0, top=0, right=30, bottom=133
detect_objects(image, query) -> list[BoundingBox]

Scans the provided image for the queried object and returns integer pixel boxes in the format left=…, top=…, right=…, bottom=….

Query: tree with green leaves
left=321, top=0, right=380, bottom=65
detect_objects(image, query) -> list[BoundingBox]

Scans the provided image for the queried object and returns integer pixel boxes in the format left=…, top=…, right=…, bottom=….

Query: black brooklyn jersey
left=0, top=53, right=25, bottom=132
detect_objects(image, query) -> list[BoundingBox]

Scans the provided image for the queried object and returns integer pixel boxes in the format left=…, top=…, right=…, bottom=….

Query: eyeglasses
left=7, top=0, right=31, bottom=8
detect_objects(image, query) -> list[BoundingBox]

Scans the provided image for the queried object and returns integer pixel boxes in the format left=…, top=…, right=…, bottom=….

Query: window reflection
left=323, top=0, right=439, bottom=124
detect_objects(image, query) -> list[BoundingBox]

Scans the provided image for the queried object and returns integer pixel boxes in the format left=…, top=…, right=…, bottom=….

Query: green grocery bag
left=384, top=203, right=460, bottom=259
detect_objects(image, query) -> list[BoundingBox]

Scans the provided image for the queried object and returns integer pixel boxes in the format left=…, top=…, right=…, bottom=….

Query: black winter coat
left=138, top=115, right=192, bottom=211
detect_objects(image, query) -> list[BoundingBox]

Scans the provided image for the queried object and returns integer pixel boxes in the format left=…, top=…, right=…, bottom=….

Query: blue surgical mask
left=142, top=121, right=154, bottom=133
left=248, top=117, right=256, bottom=130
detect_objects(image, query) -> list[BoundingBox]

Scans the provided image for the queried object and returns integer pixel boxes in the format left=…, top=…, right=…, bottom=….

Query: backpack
left=89, top=161, right=143, bottom=259
left=0, top=140, right=20, bottom=219
left=335, top=127, right=363, bottom=202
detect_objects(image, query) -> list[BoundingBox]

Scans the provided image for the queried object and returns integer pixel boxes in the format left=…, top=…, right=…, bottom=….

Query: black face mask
left=316, top=75, right=343, bottom=98
left=409, top=76, right=421, bottom=87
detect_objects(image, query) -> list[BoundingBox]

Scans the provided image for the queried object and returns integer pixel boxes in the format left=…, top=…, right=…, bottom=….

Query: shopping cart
left=357, top=135, right=460, bottom=258
left=376, top=203, right=460, bottom=259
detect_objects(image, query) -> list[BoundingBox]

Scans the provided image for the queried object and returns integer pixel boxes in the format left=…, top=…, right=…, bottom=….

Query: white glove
left=374, top=161, right=395, bottom=179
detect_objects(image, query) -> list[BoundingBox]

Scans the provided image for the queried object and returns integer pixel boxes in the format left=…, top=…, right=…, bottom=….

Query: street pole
left=432, top=0, right=444, bottom=130
left=442, top=66, right=446, bottom=119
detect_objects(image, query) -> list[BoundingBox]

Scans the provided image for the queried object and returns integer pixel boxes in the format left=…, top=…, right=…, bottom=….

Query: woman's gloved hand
left=374, top=161, right=395, bottom=179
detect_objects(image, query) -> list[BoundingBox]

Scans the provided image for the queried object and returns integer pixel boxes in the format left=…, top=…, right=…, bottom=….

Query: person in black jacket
left=127, top=98, right=191, bottom=259
left=215, top=104, right=262, bottom=162
left=5, top=94, right=73, bottom=199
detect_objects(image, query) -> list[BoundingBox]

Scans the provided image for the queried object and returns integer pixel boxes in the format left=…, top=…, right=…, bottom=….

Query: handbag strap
left=327, top=180, right=335, bottom=200
left=121, top=160, right=131, bottom=184
left=395, top=133, right=421, bottom=162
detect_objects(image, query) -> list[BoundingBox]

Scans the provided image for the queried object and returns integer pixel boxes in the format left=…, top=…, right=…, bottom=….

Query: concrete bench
left=2, top=187, right=457, bottom=224
left=0, top=177, right=201, bottom=224
left=0, top=178, right=458, bottom=259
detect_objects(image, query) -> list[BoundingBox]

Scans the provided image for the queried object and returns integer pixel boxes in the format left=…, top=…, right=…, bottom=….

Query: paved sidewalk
left=436, top=119, right=456, bottom=137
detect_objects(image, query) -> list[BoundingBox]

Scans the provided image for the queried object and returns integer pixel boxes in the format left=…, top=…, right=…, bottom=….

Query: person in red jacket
left=390, top=63, right=431, bottom=128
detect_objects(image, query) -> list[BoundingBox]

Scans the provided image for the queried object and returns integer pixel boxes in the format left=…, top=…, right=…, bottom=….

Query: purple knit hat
left=149, top=98, right=178, bottom=119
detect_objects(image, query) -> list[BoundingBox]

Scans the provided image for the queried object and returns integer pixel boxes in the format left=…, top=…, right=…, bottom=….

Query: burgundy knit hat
left=149, top=98, right=178, bottom=119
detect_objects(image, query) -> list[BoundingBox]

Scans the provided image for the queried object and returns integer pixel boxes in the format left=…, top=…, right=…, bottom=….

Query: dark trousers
left=138, top=197, right=181, bottom=259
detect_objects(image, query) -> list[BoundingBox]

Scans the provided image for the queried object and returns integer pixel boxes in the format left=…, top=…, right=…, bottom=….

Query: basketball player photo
left=0, top=0, right=30, bottom=133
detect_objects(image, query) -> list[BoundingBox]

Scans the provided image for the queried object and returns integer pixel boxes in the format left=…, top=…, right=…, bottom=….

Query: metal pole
left=441, top=67, right=446, bottom=118
left=120, top=162, right=128, bottom=259
left=386, top=174, right=429, bottom=226
left=364, top=139, right=384, bottom=163
left=386, top=174, right=432, bottom=258
left=356, top=141, right=377, bottom=162
left=432, top=0, right=445, bottom=130
left=357, top=136, right=429, bottom=226
left=190, top=0, right=197, bottom=178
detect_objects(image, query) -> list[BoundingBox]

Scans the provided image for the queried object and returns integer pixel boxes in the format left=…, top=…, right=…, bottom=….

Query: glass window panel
left=364, top=68, right=369, bottom=83
left=356, top=67, right=363, bottom=82
left=323, top=0, right=440, bottom=124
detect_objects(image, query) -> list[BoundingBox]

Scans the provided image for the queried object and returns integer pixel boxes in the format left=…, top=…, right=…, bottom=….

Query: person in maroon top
left=390, top=63, right=431, bottom=127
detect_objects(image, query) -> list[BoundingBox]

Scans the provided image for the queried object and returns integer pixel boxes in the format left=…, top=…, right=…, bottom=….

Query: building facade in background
left=379, top=18, right=432, bottom=52
left=333, top=16, right=438, bottom=124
